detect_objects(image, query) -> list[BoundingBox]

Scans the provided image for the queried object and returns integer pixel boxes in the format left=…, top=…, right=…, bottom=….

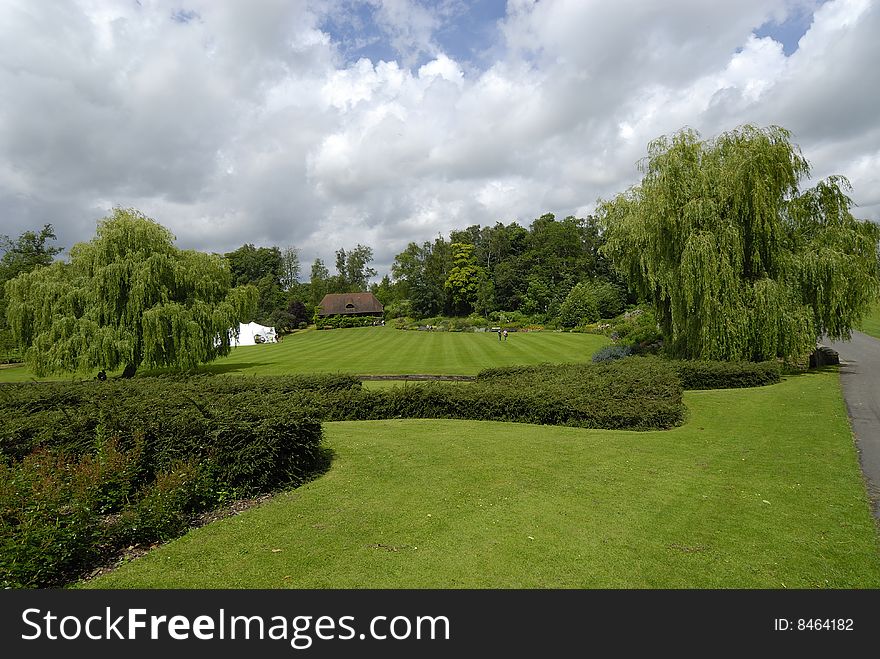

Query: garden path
left=826, top=331, right=880, bottom=519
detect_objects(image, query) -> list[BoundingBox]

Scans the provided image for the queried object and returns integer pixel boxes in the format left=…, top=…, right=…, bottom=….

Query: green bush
left=315, top=314, right=381, bottom=329
left=605, top=308, right=663, bottom=353
left=592, top=345, right=633, bottom=363
left=292, top=358, right=683, bottom=430
left=0, top=376, right=327, bottom=587
left=673, top=360, right=781, bottom=390
left=0, top=450, right=98, bottom=588
left=114, top=461, right=212, bottom=545
left=558, top=282, right=626, bottom=327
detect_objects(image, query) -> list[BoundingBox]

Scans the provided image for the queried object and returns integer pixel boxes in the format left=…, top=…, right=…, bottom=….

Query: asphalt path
left=825, top=331, right=880, bottom=519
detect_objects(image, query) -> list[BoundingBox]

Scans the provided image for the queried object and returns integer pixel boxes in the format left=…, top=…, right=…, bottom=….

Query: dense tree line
left=384, top=213, right=624, bottom=323
left=0, top=225, right=63, bottom=360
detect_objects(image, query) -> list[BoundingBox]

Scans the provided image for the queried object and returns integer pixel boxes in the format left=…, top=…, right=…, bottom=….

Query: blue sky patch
left=754, top=2, right=826, bottom=56
left=322, top=0, right=507, bottom=69
left=171, top=8, right=199, bottom=24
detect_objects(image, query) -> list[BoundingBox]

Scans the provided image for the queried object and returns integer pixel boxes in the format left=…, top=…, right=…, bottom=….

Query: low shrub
left=606, top=307, right=663, bottom=353
left=360, top=357, right=687, bottom=430
left=0, top=449, right=107, bottom=588
left=672, top=360, right=781, bottom=390
left=315, top=314, right=382, bottom=329
left=0, top=376, right=326, bottom=588
left=592, top=345, right=633, bottom=363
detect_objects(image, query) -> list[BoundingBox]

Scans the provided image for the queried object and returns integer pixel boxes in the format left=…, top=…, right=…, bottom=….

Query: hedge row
left=0, top=377, right=328, bottom=588
left=672, top=360, right=781, bottom=390
left=0, top=374, right=355, bottom=463
left=315, top=315, right=382, bottom=329
left=307, top=357, right=686, bottom=430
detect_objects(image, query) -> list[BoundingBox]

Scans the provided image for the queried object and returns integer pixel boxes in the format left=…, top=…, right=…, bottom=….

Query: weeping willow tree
left=598, top=125, right=880, bottom=362
left=5, top=208, right=258, bottom=377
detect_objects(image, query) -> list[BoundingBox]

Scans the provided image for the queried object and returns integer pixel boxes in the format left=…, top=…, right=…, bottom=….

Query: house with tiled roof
left=317, top=292, right=384, bottom=317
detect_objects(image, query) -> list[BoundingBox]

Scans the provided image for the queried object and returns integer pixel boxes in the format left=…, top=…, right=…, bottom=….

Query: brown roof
left=317, top=292, right=384, bottom=316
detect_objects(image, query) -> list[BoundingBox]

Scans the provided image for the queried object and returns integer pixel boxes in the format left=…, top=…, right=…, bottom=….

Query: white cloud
left=1, top=0, right=878, bottom=277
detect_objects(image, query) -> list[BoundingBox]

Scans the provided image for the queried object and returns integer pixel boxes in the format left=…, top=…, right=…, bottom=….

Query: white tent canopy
left=232, top=321, right=277, bottom=346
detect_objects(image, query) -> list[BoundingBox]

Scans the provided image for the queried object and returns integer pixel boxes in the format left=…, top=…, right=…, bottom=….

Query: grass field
left=82, top=369, right=880, bottom=589
left=0, top=326, right=609, bottom=382
left=859, top=300, right=880, bottom=340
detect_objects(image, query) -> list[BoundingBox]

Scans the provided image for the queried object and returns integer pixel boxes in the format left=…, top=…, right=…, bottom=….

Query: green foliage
left=0, top=375, right=329, bottom=587
left=5, top=208, right=258, bottom=377
left=444, top=242, right=486, bottom=315
left=335, top=245, right=377, bottom=291
left=275, top=361, right=682, bottom=430
left=592, top=345, right=633, bottom=363
left=114, top=461, right=213, bottom=545
left=309, top=258, right=331, bottom=306
left=315, top=314, right=381, bottom=329
left=599, top=125, right=880, bottom=362
left=392, top=237, right=451, bottom=317
left=558, top=279, right=628, bottom=328
left=0, top=224, right=62, bottom=364
left=558, top=282, right=599, bottom=327
left=391, top=214, right=620, bottom=320
left=225, top=244, right=283, bottom=288
left=672, top=360, right=781, bottom=390
left=1, top=448, right=107, bottom=588
left=607, top=308, right=663, bottom=353
left=270, top=299, right=310, bottom=333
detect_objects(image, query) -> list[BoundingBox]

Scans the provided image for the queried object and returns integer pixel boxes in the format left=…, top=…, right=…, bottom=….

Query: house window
left=345, top=303, right=355, bottom=310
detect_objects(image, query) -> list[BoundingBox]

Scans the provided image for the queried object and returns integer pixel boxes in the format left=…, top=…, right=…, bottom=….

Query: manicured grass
left=858, top=300, right=880, bottom=340
left=0, top=327, right=608, bottom=382
left=82, top=369, right=880, bottom=588
left=198, top=326, right=608, bottom=376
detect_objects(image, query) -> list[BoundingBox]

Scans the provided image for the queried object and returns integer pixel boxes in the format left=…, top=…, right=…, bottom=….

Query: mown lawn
left=197, top=326, right=608, bottom=376
left=859, top=300, right=880, bottom=340
left=82, top=369, right=880, bottom=589
left=0, top=326, right=609, bottom=382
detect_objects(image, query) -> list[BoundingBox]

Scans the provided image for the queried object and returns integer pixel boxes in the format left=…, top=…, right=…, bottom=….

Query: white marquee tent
left=232, top=321, right=277, bottom=346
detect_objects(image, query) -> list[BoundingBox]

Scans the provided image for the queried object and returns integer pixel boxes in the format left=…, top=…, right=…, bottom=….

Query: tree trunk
left=121, top=363, right=138, bottom=379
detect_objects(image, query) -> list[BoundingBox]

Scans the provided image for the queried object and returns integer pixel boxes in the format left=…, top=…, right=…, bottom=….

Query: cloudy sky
left=1, top=0, right=878, bottom=279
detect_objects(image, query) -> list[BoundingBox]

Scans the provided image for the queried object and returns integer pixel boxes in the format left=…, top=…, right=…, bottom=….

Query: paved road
left=825, top=331, right=880, bottom=519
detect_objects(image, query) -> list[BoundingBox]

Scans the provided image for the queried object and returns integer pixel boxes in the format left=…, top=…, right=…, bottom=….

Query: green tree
left=225, top=244, right=283, bottom=287
left=598, top=125, right=880, bottom=361
left=335, top=244, right=377, bottom=291
left=309, top=258, right=331, bottom=306
left=557, top=280, right=625, bottom=327
left=5, top=208, right=257, bottom=377
left=445, top=242, right=486, bottom=315
left=0, top=224, right=63, bottom=281
left=0, top=224, right=63, bottom=361
left=280, top=246, right=301, bottom=291
left=392, top=237, right=451, bottom=317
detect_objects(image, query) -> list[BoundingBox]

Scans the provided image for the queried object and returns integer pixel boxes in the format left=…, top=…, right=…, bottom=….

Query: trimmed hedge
left=315, top=314, right=381, bottom=329
left=673, top=360, right=781, bottom=390
left=321, top=357, right=686, bottom=430
left=0, top=376, right=328, bottom=588
left=0, top=375, right=353, bottom=464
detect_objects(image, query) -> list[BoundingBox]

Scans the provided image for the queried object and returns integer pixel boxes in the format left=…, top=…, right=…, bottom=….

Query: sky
left=1, top=0, right=879, bottom=280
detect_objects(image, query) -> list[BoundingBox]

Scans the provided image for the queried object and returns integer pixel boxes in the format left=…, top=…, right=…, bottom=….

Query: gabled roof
left=317, top=292, right=384, bottom=315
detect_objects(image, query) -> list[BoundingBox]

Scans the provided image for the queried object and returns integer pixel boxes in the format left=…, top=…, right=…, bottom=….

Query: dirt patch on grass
left=81, top=492, right=278, bottom=583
